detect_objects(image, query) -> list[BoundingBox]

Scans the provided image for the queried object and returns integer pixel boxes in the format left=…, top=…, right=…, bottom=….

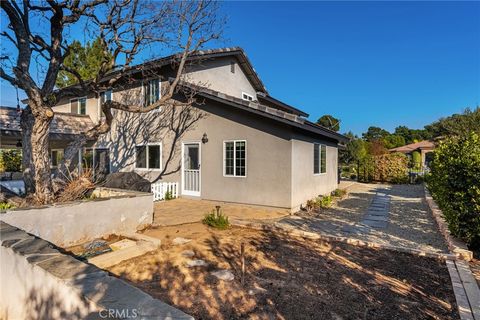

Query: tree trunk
left=29, top=105, right=55, bottom=203
left=20, top=107, right=35, bottom=194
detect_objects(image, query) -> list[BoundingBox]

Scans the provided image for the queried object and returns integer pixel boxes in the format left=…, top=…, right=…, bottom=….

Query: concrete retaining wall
left=0, top=221, right=193, bottom=320
left=0, top=188, right=154, bottom=247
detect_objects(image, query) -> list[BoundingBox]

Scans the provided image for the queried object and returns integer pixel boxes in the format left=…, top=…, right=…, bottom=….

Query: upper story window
left=144, top=79, right=160, bottom=106
left=70, top=97, right=87, bottom=115
left=242, top=92, right=254, bottom=102
left=100, top=89, right=112, bottom=104
left=313, top=143, right=327, bottom=174
left=224, top=140, right=246, bottom=177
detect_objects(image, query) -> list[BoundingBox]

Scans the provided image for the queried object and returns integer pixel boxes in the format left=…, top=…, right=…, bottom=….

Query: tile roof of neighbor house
left=0, top=106, right=94, bottom=138
left=389, top=140, right=435, bottom=153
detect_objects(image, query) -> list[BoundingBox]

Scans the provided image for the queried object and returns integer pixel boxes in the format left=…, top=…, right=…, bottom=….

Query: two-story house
left=50, top=47, right=347, bottom=211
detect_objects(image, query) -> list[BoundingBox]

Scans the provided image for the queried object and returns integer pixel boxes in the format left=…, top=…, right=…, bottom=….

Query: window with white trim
left=71, top=97, right=87, bottom=115
left=135, top=144, right=161, bottom=170
left=144, top=79, right=160, bottom=106
left=314, top=143, right=327, bottom=174
left=224, top=140, right=246, bottom=177
left=100, top=89, right=112, bottom=104
left=242, top=92, right=254, bottom=102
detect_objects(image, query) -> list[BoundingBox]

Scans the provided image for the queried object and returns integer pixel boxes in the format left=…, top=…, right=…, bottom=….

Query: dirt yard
left=107, top=223, right=459, bottom=320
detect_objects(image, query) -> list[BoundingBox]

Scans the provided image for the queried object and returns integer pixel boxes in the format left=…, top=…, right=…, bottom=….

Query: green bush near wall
left=0, top=149, right=22, bottom=172
left=411, top=151, right=422, bottom=170
left=427, top=132, right=480, bottom=248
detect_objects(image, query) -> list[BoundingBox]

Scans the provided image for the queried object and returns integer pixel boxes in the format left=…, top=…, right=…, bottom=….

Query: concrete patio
left=153, top=198, right=290, bottom=226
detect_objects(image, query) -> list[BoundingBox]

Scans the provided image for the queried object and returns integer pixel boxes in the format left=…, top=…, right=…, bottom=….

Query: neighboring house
left=4, top=47, right=348, bottom=211
left=389, top=140, right=435, bottom=169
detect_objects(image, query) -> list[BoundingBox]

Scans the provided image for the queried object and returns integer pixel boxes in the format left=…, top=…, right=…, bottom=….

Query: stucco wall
left=0, top=222, right=193, bottom=320
left=290, top=135, right=339, bottom=210
left=97, top=100, right=293, bottom=209
left=54, top=92, right=101, bottom=123
left=0, top=190, right=153, bottom=247
left=185, top=57, right=257, bottom=100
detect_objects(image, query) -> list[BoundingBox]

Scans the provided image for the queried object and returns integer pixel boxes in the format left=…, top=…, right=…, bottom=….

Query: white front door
left=181, top=142, right=201, bottom=196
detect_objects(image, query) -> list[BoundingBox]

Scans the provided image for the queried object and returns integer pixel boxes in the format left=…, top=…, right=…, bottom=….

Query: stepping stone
left=362, top=219, right=388, bottom=229
left=109, top=239, right=136, bottom=251
left=173, top=237, right=191, bottom=245
left=211, top=269, right=234, bottom=281
left=363, top=215, right=388, bottom=222
left=181, top=250, right=195, bottom=257
left=185, top=259, right=207, bottom=267
left=342, top=224, right=370, bottom=234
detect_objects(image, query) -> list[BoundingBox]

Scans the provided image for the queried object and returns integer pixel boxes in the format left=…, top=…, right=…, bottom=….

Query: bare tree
left=1, top=0, right=223, bottom=203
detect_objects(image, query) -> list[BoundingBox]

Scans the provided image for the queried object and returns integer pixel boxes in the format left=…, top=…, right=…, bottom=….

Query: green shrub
left=427, top=132, right=480, bottom=248
left=358, top=153, right=409, bottom=183
left=0, top=202, right=15, bottom=210
left=316, top=195, right=332, bottom=208
left=164, top=190, right=175, bottom=200
left=411, top=151, right=422, bottom=170
left=203, top=208, right=229, bottom=230
left=0, top=149, right=22, bottom=172
left=332, top=188, right=347, bottom=198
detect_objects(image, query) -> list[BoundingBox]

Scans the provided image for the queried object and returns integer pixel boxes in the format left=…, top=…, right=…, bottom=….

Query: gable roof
left=389, top=140, right=435, bottom=153
left=101, top=47, right=268, bottom=94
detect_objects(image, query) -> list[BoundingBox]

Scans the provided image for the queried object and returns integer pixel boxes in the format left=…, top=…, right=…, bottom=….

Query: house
left=389, top=140, right=435, bottom=169
left=6, top=48, right=348, bottom=211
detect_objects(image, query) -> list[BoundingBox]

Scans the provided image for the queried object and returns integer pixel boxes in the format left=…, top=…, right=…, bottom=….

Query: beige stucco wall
left=185, top=56, right=258, bottom=100
left=290, top=135, right=339, bottom=211
left=53, top=92, right=101, bottom=123
left=96, top=99, right=294, bottom=209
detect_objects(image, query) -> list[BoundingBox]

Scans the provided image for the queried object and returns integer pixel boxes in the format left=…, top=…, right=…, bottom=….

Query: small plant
left=305, top=199, right=316, bottom=212
left=164, top=190, right=175, bottom=200
left=332, top=188, right=347, bottom=198
left=319, top=195, right=333, bottom=208
left=0, top=202, right=15, bottom=210
left=203, top=206, right=229, bottom=230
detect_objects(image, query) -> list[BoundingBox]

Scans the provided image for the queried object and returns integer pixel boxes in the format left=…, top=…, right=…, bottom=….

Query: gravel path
left=277, top=182, right=449, bottom=253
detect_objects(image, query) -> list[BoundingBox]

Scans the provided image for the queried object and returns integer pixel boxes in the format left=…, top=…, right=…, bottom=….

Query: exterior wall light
left=202, top=133, right=208, bottom=144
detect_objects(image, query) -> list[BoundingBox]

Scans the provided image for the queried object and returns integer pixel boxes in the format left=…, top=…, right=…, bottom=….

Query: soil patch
left=107, top=223, right=458, bottom=320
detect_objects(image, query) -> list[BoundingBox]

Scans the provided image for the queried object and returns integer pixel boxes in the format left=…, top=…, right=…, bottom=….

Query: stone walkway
left=276, top=183, right=449, bottom=254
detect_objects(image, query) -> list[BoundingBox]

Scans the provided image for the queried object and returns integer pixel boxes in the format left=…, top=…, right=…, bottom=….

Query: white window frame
left=313, top=143, right=327, bottom=175
left=70, top=96, right=87, bottom=115
left=98, top=89, right=113, bottom=121
left=241, top=92, right=254, bottom=102
left=223, top=140, right=247, bottom=178
left=134, top=142, right=162, bottom=171
left=144, top=78, right=161, bottom=107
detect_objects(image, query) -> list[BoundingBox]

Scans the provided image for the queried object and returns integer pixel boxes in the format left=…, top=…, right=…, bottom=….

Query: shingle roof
left=389, top=140, right=435, bottom=153
left=180, top=84, right=348, bottom=144
left=0, top=106, right=94, bottom=136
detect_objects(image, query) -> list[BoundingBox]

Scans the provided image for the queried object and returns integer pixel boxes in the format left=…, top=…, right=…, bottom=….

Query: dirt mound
left=103, top=172, right=151, bottom=192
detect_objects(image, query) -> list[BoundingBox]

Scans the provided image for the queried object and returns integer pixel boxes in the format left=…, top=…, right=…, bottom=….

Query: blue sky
left=1, top=1, right=479, bottom=135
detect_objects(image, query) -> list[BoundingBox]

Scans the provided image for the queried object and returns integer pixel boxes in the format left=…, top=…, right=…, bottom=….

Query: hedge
left=427, top=132, right=480, bottom=248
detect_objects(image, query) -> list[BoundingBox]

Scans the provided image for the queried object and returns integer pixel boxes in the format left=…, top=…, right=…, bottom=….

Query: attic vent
left=242, top=92, right=254, bottom=102
left=230, top=61, right=235, bottom=73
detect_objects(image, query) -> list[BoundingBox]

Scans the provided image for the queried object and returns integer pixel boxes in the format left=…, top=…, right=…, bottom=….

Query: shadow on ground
left=111, top=227, right=458, bottom=320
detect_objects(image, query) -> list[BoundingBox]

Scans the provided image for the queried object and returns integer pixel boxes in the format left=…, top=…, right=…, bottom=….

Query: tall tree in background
left=56, top=38, right=113, bottom=88
left=1, top=0, right=223, bottom=203
left=316, top=114, right=340, bottom=132
left=362, top=126, right=389, bottom=142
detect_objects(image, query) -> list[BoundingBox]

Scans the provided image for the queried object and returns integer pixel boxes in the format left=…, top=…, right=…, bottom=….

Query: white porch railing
left=151, top=182, right=178, bottom=201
